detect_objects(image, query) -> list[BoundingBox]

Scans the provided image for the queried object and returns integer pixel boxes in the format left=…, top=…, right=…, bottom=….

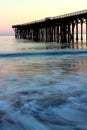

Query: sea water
left=0, top=36, right=87, bottom=130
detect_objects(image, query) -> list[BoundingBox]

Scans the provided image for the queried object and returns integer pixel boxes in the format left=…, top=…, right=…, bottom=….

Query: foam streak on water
left=0, top=36, right=87, bottom=130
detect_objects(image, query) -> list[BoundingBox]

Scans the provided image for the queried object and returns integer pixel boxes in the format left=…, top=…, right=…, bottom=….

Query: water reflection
left=69, top=41, right=87, bottom=49
left=14, top=41, right=87, bottom=53
left=0, top=36, right=87, bottom=54
left=0, top=54, right=87, bottom=83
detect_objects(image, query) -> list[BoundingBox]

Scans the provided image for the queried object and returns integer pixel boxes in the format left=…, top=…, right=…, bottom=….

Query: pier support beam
left=60, top=25, right=62, bottom=42
left=76, top=22, right=78, bottom=41
left=49, top=26, right=51, bottom=42
left=50, top=26, right=53, bottom=42
left=53, top=26, right=55, bottom=42
left=81, top=21, right=83, bottom=41
left=60, top=24, right=67, bottom=43
left=46, top=27, right=47, bottom=42
left=48, top=27, right=51, bottom=42
left=57, top=25, right=59, bottom=42
left=46, top=27, right=52, bottom=42
left=72, top=23, right=75, bottom=42
left=15, top=28, right=21, bottom=39
left=68, top=23, right=70, bottom=42
left=51, top=27, right=53, bottom=42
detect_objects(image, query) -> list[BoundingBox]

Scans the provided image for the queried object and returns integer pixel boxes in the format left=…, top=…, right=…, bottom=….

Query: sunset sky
left=0, top=0, right=87, bottom=35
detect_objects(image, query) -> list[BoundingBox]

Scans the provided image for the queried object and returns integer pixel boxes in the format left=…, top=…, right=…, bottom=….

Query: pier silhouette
left=12, top=10, right=87, bottom=43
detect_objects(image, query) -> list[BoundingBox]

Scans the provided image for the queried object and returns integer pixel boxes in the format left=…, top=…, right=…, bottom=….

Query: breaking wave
left=0, top=50, right=87, bottom=58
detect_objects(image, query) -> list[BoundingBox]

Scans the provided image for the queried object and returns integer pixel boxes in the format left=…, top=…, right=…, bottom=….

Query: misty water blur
left=0, top=36, right=87, bottom=130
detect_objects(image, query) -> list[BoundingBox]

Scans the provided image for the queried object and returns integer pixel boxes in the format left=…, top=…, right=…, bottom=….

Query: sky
left=0, top=0, right=87, bottom=35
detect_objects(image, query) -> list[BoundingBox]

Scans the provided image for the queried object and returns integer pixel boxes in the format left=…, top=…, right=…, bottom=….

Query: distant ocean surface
left=0, top=36, right=87, bottom=130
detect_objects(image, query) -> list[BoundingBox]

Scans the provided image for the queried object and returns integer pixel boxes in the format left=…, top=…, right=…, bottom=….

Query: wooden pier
left=12, top=10, right=87, bottom=42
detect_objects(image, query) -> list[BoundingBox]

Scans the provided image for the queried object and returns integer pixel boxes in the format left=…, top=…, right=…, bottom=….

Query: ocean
left=0, top=36, right=87, bottom=130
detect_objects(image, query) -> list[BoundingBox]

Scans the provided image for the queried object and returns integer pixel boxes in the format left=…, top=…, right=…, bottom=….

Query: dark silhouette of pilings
left=12, top=10, right=87, bottom=43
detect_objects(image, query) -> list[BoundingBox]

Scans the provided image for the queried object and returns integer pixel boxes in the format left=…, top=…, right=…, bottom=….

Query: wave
left=0, top=50, right=87, bottom=58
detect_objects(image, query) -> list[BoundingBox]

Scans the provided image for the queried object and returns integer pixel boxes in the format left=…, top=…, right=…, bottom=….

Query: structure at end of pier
left=12, top=10, right=87, bottom=43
